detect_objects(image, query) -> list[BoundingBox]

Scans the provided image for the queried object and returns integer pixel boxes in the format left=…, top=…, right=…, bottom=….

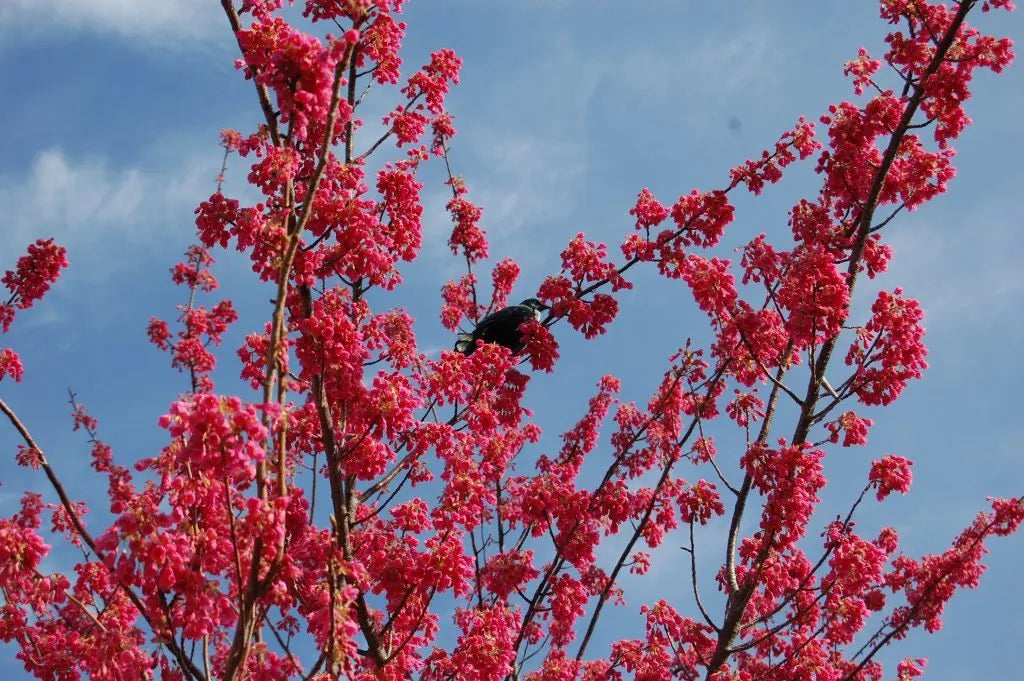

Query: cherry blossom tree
left=1, top=0, right=1021, bottom=679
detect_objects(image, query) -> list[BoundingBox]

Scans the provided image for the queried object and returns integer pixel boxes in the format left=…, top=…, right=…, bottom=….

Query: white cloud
left=13, top=150, right=145, bottom=238
left=618, top=24, right=779, bottom=105
left=473, top=135, right=586, bottom=238
left=881, top=200, right=1024, bottom=331
left=1, top=148, right=220, bottom=280
left=0, top=0, right=221, bottom=45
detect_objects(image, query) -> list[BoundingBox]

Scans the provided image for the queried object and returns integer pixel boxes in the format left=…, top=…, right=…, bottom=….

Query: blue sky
left=1, top=1, right=1022, bottom=677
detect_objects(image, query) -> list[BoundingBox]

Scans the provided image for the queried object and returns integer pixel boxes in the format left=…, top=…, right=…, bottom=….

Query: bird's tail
left=454, top=333, right=474, bottom=355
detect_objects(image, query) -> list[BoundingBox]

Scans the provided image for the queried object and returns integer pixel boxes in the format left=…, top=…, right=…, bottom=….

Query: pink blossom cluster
left=1, top=239, right=68, bottom=382
left=147, top=246, right=238, bottom=392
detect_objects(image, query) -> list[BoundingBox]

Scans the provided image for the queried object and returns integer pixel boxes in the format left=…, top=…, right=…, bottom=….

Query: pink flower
left=629, top=188, right=669, bottom=229
left=2, top=239, right=68, bottom=311
left=826, top=411, right=875, bottom=447
left=483, top=550, right=539, bottom=599
left=447, top=196, right=488, bottom=263
left=0, top=348, right=24, bottom=382
left=897, top=658, right=927, bottom=680
left=847, top=288, right=928, bottom=406
left=869, top=455, right=914, bottom=500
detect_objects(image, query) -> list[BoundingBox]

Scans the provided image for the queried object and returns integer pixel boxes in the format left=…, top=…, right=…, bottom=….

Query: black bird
left=455, top=298, right=548, bottom=355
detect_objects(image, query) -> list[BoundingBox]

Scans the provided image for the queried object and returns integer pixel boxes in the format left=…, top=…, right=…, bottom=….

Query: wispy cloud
left=613, top=24, right=782, bottom=118
left=1, top=148, right=220, bottom=282
left=0, top=0, right=221, bottom=45
left=426, top=17, right=794, bottom=283
left=882, top=198, right=1024, bottom=332
left=472, top=135, right=586, bottom=249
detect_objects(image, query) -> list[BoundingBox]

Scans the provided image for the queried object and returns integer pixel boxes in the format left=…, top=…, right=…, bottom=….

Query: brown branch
left=218, top=0, right=282, bottom=148
left=739, top=484, right=871, bottom=637
left=842, top=510, right=1007, bottom=680
left=0, top=397, right=205, bottom=681
left=736, top=328, right=803, bottom=407
left=704, top=6, right=977, bottom=678
left=382, top=586, right=439, bottom=664
left=573, top=374, right=719, bottom=662
left=508, top=370, right=698, bottom=663
left=688, top=520, right=720, bottom=631
left=707, top=350, right=790, bottom=674
left=356, top=92, right=426, bottom=162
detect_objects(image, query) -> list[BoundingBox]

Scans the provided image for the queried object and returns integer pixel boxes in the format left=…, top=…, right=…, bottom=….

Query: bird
left=455, top=298, right=548, bottom=355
